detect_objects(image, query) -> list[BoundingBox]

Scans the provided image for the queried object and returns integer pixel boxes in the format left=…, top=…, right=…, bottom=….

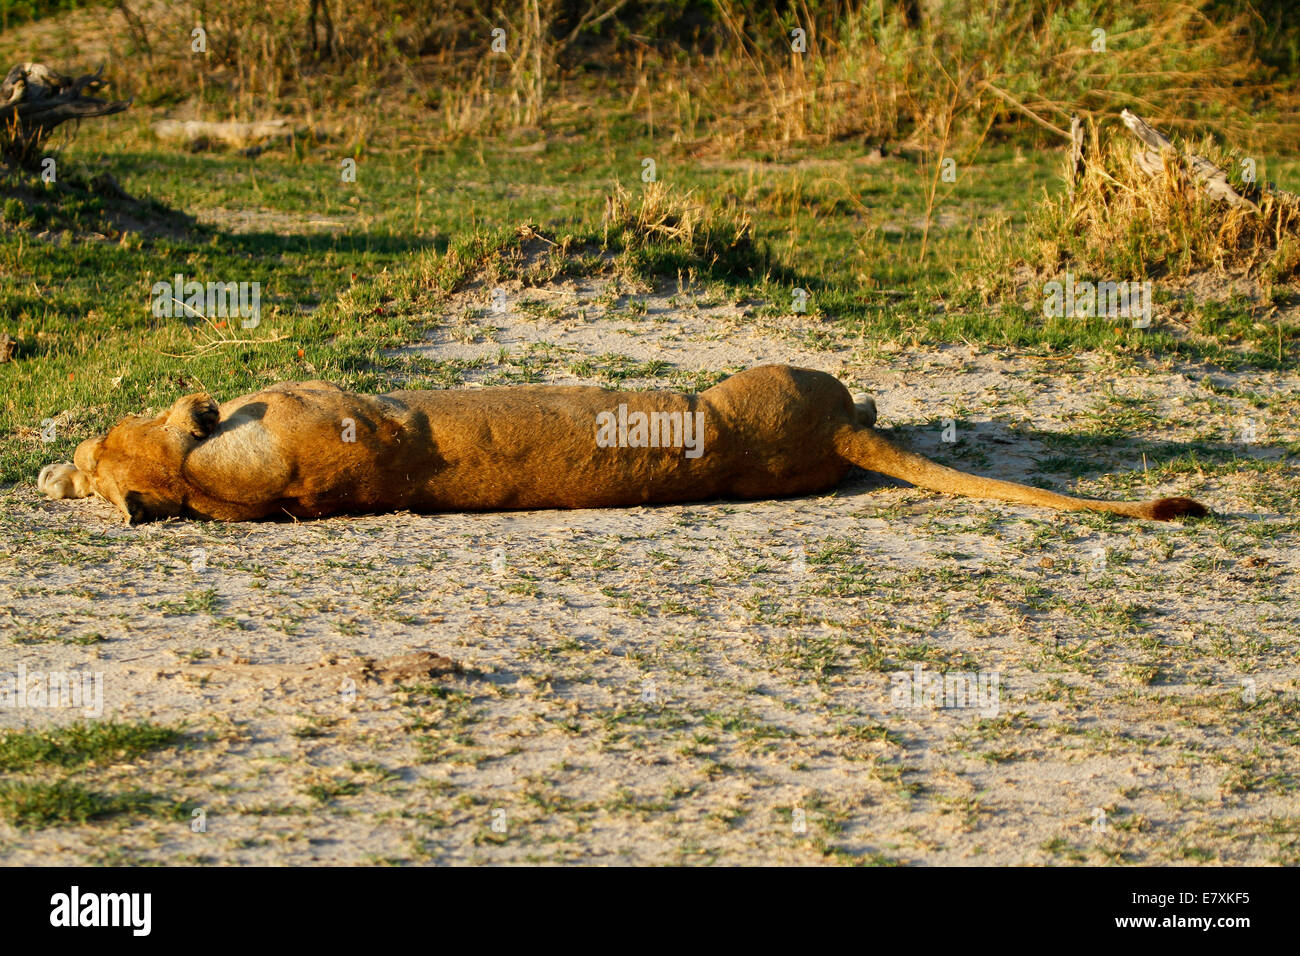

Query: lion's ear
left=165, top=393, right=220, bottom=438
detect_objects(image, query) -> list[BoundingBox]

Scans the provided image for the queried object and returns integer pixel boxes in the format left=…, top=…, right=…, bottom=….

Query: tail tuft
left=1147, top=497, right=1210, bottom=521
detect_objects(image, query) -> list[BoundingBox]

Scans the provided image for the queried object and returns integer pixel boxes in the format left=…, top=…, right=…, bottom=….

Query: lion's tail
left=833, top=426, right=1208, bottom=522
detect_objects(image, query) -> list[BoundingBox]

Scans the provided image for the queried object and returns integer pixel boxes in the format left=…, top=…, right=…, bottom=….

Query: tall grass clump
left=602, top=180, right=768, bottom=279
left=1019, top=123, right=1300, bottom=284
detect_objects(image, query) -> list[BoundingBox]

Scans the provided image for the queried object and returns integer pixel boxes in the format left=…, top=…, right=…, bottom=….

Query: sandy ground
left=1, top=273, right=1298, bottom=865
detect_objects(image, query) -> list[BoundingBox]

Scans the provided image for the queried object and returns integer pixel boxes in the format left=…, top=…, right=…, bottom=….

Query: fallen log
left=1119, top=109, right=1262, bottom=211
left=1119, top=108, right=1300, bottom=217
left=0, top=63, right=130, bottom=169
left=151, top=118, right=295, bottom=149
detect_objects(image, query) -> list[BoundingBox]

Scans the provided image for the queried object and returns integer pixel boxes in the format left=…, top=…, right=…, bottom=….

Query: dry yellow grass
left=1024, top=122, right=1300, bottom=284
left=6, top=1, right=1293, bottom=152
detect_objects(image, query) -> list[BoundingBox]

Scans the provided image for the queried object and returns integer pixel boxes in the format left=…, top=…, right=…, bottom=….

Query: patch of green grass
left=0, top=780, right=113, bottom=827
left=301, top=779, right=364, bottom=803
left=156, top=587, right=220, bottom=616
left=0, top=780, right=183, bottom=828
left=0, top=720, right=182, bottom=771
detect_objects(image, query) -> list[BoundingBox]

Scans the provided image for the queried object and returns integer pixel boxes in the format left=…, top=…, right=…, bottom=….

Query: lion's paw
left=38, top=463, right=92, bottom=499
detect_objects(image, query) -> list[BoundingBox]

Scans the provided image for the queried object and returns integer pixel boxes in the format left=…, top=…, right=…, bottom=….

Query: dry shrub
left=1023, top=124, right=1300, bottom=284
left=601, top=180, right=767, bottom=277
left=603, top=180, right=752, bottom=249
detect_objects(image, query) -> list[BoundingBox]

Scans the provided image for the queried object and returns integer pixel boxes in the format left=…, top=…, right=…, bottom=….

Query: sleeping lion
left=37, top=365, right=1208, bottom=524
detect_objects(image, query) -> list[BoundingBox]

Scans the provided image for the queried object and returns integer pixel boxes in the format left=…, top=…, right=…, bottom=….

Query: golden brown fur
left=37, top=365, right=1208, bottom=524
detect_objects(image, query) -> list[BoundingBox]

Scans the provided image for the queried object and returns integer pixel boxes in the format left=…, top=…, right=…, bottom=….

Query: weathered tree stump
left=1117, top=108, right=1300, bottom=217
left=1119, top=108, right=1261, bottom=211
left=0, top=63, right=130, bottom=169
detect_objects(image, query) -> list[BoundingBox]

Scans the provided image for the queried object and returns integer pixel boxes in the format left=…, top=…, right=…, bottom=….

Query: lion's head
left=40, top=392, right=220, bottom=524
